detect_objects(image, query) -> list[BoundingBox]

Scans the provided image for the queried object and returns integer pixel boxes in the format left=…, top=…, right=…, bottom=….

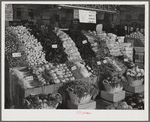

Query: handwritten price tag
left=97, top=61, right=101, bottom=65
left=52, top=44, right=58, bottom=48
left=12, top=53, right=21, bottom=57
left=25, top=76, right=33, bottom=81
left=71, top=66, right=77, bottom=71
left=103, top=60, right=107, bottom=64
left=82, top=40, right=87, bottom=44
left=124, top=59, right=128, bottom=62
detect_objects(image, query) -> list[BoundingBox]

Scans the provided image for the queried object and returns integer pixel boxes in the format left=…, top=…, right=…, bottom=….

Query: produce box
left=66, top=61, right=97, bottom=84
left=67, top=100, right=96, bottom=109
left=14, top=83, right=63, bottom=109
left=135, top=63, right=144, bottom=69
left=134, top=47, right=144, bottom=53
left=100, top=90, right=125, bottom=103
left=124, top=37, right=144, bottom=47
left=125, top=85, right=144, bottom=93
left=134, top=52, right=144, bottom=64
left=96, top=99, right=112, bottom=109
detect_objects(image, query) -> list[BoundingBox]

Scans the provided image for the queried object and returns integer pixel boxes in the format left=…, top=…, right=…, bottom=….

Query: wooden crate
left=67, top=100, right=96, bottom=109
left=96, top=99, right=112, bottom=109
left=134, top=47, right=144, bottom=53
left=125, top=85, right=144, bottom=93
left=101, top=90, right=125, bottom=103
left=124, top=37, right=144, bottom=47
left=134, top=52, right=144, bottom=64
left=14, top=83, right=63, bottom=109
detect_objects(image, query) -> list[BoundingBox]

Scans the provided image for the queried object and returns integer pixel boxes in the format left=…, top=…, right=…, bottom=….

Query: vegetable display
left=54, top=28, right=82, bottom=62
left=32, top=63, right=75, bottom=85
left=125, top=93, right=144, bottom=110
left=67, top=80, right=98, bottom=99
left=37, top=27, right=68, bottom=63
left=107, top=101, right=133, bottom=110
left=102, top=74, right=124, bottom=93
left=69, top=30, right=96, bottom=60
left=23, top=93, right=62, bottom=109
left=126, top=66, right=144, bottom=87
left=126, top=66, right=144, bottom=78
left=5, top=27, right=28, bottom=67
left=12, top=68, right=42, bottom=89
left=5, top=26, right=47, bottom=68
left=82, top=30, right=110, bottom=60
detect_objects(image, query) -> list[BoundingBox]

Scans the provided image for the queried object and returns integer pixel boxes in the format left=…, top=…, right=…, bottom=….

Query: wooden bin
left=125, top=85, right=144, bottom=93
left=67, top=100, right=96, bottom=109
left=101, top=90, right=125, bottom=103
left=14, top=83, right=63, bottom=109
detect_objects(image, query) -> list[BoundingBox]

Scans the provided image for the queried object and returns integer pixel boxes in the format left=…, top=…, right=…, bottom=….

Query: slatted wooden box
left=14, top=83, right=63, bottom=109
left=101, top=90, right=125, bottom=103
left=125, top=84, right=144, bottom=93
left=67, top=100, right=96, bottom=109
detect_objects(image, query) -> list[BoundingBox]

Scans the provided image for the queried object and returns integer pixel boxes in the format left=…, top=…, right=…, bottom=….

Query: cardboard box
left=101, top=90, right=125, bottom=102
left=125, top=85, right=144, bottom=93
left=67, top=100, right=96, bottom=109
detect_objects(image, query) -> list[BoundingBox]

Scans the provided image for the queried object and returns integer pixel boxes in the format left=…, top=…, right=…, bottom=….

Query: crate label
left=97, top=61, right=101, bottom=65
left=12, top=53, right=21, bottom=57
left=71, top=66, right=77, bottom=71
left=52, top=44, right=58, bottom=48
left=25, top=76, right=33, bottom=81
left=82, top=40, right=87, bottom=44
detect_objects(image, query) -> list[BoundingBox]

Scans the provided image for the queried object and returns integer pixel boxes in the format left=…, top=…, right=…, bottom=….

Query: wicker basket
left=103, top=80, right=123, bottom=94
left=127, top=75, right=144, bottom=87
left=68, top=91, right=92, bottom=105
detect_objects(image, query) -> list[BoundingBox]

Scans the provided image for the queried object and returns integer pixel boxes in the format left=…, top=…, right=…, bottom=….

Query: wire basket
left=68, top=91, right=92, bottom=105
left=126, top=75, right=144, bottom=87
left=102, top=80, right=123, bottom=94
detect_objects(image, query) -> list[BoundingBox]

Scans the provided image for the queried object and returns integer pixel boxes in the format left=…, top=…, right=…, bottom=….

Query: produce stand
left=5, top=4, right=145, bottom=110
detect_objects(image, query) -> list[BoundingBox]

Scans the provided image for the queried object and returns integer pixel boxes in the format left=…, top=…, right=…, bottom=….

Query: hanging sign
left=5, top=4, right=13, bottom=21
left=79, top=10, right=96, bottom=23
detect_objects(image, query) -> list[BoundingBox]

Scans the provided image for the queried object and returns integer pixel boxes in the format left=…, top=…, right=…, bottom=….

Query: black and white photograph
left=1, top=1, right=149, bottom=121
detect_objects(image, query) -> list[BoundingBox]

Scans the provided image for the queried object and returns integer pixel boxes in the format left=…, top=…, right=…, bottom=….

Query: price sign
left=79, top=10, right=96, bottom=23
left=82, top=40, right=87, bottom=44
left=97, top=61, right=101, bottom=65
left=74, top=9, right=79, bottom=19
left=103, top=60, right=107, bottom=64
left=71, top=66, right=77, bottom=71
left=25, top=76, right=33, bottom=81
left=12, top=53, right=21, bottom=57
left=52, top=44, right=58, bottom=48
left=124, top=59, right=128, bottom=62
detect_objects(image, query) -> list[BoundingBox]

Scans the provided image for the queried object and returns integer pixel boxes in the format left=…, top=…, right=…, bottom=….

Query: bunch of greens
left=66, top=80, right=98, bottom=99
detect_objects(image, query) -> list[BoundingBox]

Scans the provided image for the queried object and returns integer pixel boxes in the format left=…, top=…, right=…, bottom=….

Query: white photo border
left=1, top=1, right=149, bottom=121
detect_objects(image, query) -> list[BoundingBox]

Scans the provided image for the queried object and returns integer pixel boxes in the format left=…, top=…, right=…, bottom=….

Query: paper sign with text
left=79, top=10, right=96, bottom=23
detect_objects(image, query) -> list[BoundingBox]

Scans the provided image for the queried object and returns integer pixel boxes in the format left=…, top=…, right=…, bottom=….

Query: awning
left=58, top=4, right=117, bottom=13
